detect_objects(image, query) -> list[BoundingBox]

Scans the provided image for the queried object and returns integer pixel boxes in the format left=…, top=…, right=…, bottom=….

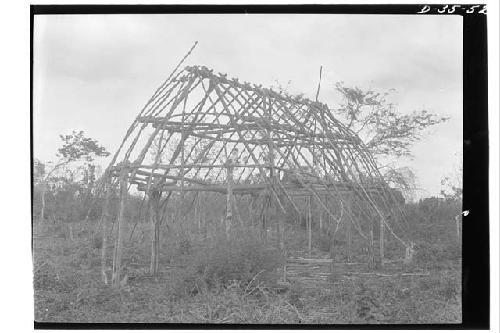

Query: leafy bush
left=191, top=228, right=283, bottom=289
left=414, top=241, right=461, bottom=267
left=352, top=280, right=386, bottom=323
left=314, top=231, right=332, bottom=253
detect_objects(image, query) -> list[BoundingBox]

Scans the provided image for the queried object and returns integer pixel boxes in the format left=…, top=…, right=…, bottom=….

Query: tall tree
left=334, top=82, right=448, bottom=197
left=37, top=131, right=110, bottom=223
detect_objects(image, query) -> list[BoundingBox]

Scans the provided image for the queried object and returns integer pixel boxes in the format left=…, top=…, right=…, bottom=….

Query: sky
left=33, top=14, right=462, bottom=199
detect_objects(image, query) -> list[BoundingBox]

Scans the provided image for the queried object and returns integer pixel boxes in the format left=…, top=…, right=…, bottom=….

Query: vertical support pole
left=249, top=194, right=255, bottom=228
left=319, top=204, right=323, bottom=231
left=100, top=180, right=112, bottom=285
left=194, top=194, right=199, bottom=234
left=308, top=195, right=312, bottom=258
left=278, top=194, right=285, bottom=251
left=274, top=195, right=280, bottom=249
left=347, top=194, right=353, bottom=263
left=200, top=193, right=207, bottom=241
left=329, top=207, right=335, bottom=261
left=369, top=219, right=375, bottom=270
left=261, top=195, right=267, bottom=241
left=379, top=215, right=385, bottom=268
left=279, top=196, right=286, bottom=282
left=112, top=167, right=128, bottom=288
left=225, top=160, right=233, bottom=237
left=149, top=189, right=161, bottom=275
left=283, top=262, right=287, bottom=283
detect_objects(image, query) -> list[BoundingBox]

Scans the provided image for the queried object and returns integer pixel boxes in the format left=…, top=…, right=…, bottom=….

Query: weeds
left=191, top=228, right=283, bottom=289
left=33, top=219, right=462, bottom=324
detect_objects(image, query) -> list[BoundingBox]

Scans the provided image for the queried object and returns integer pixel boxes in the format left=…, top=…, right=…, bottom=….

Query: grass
left=33, top=220, right=462, bottom=324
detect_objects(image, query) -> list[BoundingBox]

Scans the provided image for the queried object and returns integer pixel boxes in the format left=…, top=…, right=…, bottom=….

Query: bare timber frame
left=100, top=65, right=411, bottom=283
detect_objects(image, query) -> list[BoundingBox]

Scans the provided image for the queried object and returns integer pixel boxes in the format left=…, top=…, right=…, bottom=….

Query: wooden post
left=369, top=219, right=375, bottom=270
left=346, top=219, right=352, bottom=263
left=283, top=262, right=287, bottom=283
left=319, top=207, right=323, bottom=231
left=347, top=194, right=353, bottom=262
left=261, top=195, right=268, bottom=241
left=100, top=181, right=112, bottom=285
left=379, top=216, right=385, bottom=268
left=112, top=167, right=128, bottom=288
left=200, top=194, right=207, bottom=241
left=277, top=192, right=286, bottom=283
left=329, top=221, right=335, bottom=261
left=273, top=194, right=281, bottom=249
left=308, top=195, right=312, bottom=258
left=279, top=194, right=285, bottom=252
left=225, top=160, right=234, bottom=237
left=39, top=181, right=47, bottom=224
left=194, top=194, right=199, bottom=234
left=149, top=189, right=161, bottom=275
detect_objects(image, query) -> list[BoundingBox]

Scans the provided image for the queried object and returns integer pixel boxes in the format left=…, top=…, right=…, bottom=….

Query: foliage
left=334, top=83, right=448, bottom=159
left=33, top=215, right=461, bottom=324
left=413, top=241, right=461, bottom=268
left=382, top=166, right=417, bottom=200
left=57, top=130, right=110, bottom=163
left=313, top=230, right=333, bottom=253
left=36, top=130, right=109, bottom=188
left=440, top=157, right=462, bottom=201
left=333, top=83, right=448, bottom=199
left=192, top=228, right=283, bottom=288
left=403, top=196, right=462, bottom=267
left=35, top=131, right=110, bottom=223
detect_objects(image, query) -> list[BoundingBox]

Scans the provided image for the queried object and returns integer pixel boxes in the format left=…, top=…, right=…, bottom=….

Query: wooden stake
left=224, top=160, right=234, bottom=237
left=112, top=167, right=128, bottom=288
left=279, top=197, right=285, bottom=251
left=319, top=208, right=323, bottom=231
left=379, top=216, right=385, bottom=267
left=249, top=194, right=256, bottom=227
left=347, top=194, right=353, bottom=262
left=100, top=184, right=111, bottom=284
left=39, top=182, right=47, bottom=224
left=261, top=195, right=268, bottom=242
left=369, top=219, right=375, bottom=270
left=149, top=189, right=161, bottom=275
left=308, top=195, right=312, bottom=258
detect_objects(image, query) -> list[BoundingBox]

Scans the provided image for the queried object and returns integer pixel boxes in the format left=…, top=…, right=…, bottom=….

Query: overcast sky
left=33, top=14, right=462, bottom=198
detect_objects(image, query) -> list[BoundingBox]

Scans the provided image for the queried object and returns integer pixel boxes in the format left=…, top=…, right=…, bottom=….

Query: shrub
left=191, top=228, right=283, bottom=289
left=314, top=231, right=332, bottom=253
left=176, top=237, right=192, bottom=255
left=414, top=241, right=461, bottom=267
left=287, top=283, right=305, bottom=309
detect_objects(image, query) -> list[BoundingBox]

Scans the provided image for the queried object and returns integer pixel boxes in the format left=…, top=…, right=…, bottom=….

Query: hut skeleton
left=99, top=62, right=411, bottom=287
